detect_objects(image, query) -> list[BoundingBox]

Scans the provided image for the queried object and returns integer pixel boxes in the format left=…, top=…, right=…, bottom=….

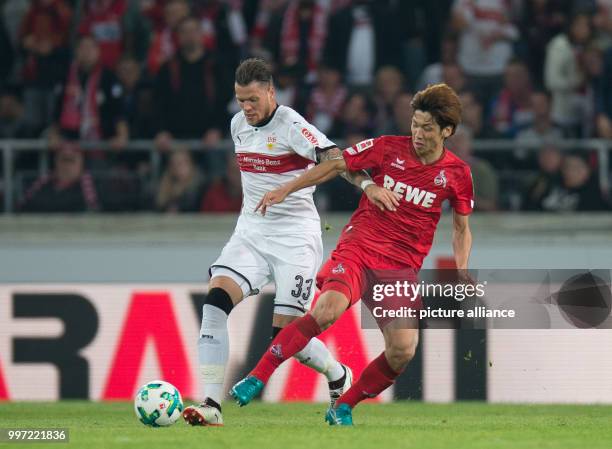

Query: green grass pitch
left=1, top=401, right=612, bottom=449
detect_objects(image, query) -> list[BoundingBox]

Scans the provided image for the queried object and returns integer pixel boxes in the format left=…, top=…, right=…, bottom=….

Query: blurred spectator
left=305, top=64, right=347, bottom=135
left=459, top=90, right=499, bottom=139
left=121, top=0, right=158, bottom=63
left=264, top=0, right=329, bottom=82
left=383, top=91, right=413, bottom=135
left=147, top=0, right=190, bottom=75
left=451, top=0, right=518, bottom=106
left=78, top=0, right=128, bottom=69
left=417, top=33, right=459, bottom=90
left=116, top=56, right=155, bottom=139
left=156, top=148, right=205, bottom=212
left=522, top=144, right=563, bottom=210
left=200, top=152, right=242, bottom=212
left=447, top=125, right=499, bottom=211
left=596, top=47, right=612, bottom=138
left=273, top=64, right=302, bottom=111
left=594, top=0, right=612, bottom=50
left=441, top=62, right=467, bottom=95
left=52, top=36, right=128, bottom=150
left=328, top=91, right=376, bottom=139
left=517, top=0, right=571, bottom=86
left=18, top=142, right=100, bottom=213
left=581, top=45, right=612, bottom=137
left=373, top=66, right=405, bottom=134
left=153, top=16, right=230, bottom=152
left=0, top=88, right=28, bottom=138
left=526, top=152, right=608, bottom=211
left=249, top=0, right=290, bottom=53
left=192, top=0, right=247, bottom=67
left=544, top=12, right=592, bottom=134
left=323, top=0, right=402, bottom=87
left=516, top=91, right=563, bottom=144
left=2, top=0, right=30, bottom=55
left=19, top=0, right=72, bottom=135
left=0, top=20, right=14, bottom=86
left=488, top=59, right=534, bottom=137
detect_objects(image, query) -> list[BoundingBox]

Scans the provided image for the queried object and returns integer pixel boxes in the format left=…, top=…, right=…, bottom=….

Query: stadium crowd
left=0, top=0, right=611, bottom=212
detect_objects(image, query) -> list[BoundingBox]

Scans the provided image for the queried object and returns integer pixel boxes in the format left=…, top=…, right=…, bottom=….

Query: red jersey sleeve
left=342, top=137, right=385, bottom=171
left=450, top=165, right=474, bottom=215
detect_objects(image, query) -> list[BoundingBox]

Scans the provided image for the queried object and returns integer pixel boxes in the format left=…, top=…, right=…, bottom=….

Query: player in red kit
left=230, top=83, right=474, bottom=425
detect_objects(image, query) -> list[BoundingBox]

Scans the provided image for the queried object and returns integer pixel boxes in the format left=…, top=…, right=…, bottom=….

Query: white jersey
left=231, top=105, right=336, bottom=234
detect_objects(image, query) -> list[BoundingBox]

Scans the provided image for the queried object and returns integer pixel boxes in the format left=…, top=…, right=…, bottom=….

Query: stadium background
left=0, top=0, right=612, bottom=406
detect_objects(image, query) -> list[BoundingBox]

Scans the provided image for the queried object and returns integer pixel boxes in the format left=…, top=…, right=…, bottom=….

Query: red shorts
left=316, top=244, right=421, bottom=328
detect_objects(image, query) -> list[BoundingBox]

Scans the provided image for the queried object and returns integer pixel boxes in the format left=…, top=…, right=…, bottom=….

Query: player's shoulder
left=276, top=105, right=304, bottom=123
left=275, top=105, right=311, bottom=132
left=379, top=135, right=411, bottom=146
left=444, top=148, right=471, bottom=170
left=230, top=111, right=246, bottom=136
left=443, top=149, right=473, bottom=182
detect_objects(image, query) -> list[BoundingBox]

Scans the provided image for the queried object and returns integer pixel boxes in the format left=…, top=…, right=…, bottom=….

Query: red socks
left=251, top=314, right=322, bottom=383
left=336, top=352, right=401, bottom=409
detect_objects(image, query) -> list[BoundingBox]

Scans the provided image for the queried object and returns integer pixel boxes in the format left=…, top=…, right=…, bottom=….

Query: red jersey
left=339, top=135, right=474, bottom=269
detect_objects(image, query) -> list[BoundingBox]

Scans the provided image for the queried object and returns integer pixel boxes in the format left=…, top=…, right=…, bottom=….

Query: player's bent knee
left=203, top=287, right=235, bottom=316
left=209, top=276, right=243, bottom=305
left=311, top=294, right=346, bottom=330
left=386, top=340, right=418, bottom=369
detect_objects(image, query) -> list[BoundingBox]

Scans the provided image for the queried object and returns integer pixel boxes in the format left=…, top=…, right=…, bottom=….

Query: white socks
left=198, top=304, right=229, bottom=406
left=295, top=337, right=345, bottom=382
left=199, top=305, right=345, bottom=406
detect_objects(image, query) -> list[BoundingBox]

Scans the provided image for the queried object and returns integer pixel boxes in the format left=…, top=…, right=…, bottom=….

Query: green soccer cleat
left=230, top=375, right=264, bottom=407
left=325, top=403, right=353, bottom=426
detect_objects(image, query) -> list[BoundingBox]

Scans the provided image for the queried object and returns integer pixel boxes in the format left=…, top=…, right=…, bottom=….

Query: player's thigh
left=210, top=230, right=272, bottom=304
left=269, top=233, right=323, bottom=317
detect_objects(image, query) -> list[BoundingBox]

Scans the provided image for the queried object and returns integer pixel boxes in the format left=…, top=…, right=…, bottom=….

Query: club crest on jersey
left=434, top=170, right=447, bottom=188
left=391, top=157, right=406, bottom=171
left=301, top=128, right=319, bottom=146
left=267, top=134, right=277, bottom=150
left=270, top=344, right=283, bottom=359
left=332, top=263, right=345, bottom=274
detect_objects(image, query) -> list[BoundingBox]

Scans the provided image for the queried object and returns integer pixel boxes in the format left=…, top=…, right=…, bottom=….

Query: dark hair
left=235, top=58, right=273, bottom=86
left=411, top=83, right=462, bottom=135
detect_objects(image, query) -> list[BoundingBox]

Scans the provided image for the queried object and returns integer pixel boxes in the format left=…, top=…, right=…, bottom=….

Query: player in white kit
left=183, top=58, right=374, bottom=426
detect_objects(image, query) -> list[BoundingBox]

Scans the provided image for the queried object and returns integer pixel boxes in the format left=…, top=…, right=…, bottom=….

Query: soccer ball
left=134, top=380, right=183, bottom=427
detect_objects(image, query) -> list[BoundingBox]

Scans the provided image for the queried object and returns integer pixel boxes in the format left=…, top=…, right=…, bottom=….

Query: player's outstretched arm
left=254, top=151, right=346, bottom=215
left=321, top=147, right=401, bottom=212
left=452, top=210, right=474, bottom=283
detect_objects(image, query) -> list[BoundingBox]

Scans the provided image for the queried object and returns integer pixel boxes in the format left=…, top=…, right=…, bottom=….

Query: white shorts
left=210, top=228, right=323, bottom=316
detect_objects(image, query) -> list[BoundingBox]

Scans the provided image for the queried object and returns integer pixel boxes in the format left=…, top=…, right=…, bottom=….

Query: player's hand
left=255, top=186, right=290, bottom=216
left=457, top=269, right=476, bottom=286
left=364, top=184, right=402, bottom=212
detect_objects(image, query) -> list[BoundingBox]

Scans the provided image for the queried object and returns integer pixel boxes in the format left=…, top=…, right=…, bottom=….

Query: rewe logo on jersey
left=383, top=174, right=437, bottom=208
left=434, top=170, right=447, bottom=188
